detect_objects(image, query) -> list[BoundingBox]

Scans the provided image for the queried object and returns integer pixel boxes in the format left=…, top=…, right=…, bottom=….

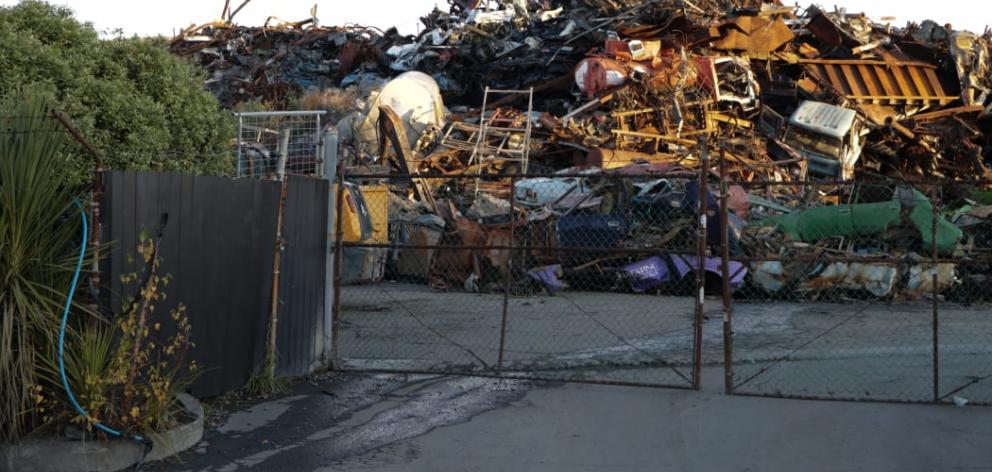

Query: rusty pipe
left=51, top=111, right=104, bottom=313
left=265, top=129, right=292, bottom=379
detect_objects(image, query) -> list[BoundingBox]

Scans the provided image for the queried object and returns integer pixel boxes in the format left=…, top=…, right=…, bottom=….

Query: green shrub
left=0, top=1, right=235, bottom=184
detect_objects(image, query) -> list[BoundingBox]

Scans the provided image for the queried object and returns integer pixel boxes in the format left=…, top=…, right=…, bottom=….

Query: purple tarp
left=528, top=265, right=566, bottom=295
left=670, top=254, right=748, bottom=287
left=622, top=256, right=671, bottom=292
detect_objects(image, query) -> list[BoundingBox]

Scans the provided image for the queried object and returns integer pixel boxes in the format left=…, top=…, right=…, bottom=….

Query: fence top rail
left=733, top=255, right=992, bottom=264
left=236, top=110, right=328, bottom=117
left=483, top=88, right=534, bottom=94
left=337, top=173, right=992, bottom=187
left=728, top=178, right=992, bottom=187
left=340, top=172, right=699, bottom=180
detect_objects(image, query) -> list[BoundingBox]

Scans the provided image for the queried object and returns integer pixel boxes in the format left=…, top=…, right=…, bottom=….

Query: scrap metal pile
left=173, top=0, right=992, bottom=300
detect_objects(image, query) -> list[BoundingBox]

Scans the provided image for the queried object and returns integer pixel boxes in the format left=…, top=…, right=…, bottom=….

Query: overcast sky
left=0, top=0, right=987, bottom=37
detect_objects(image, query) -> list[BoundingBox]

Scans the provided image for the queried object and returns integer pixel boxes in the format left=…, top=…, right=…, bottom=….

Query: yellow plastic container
left=358, top=184, right=390, bottom=244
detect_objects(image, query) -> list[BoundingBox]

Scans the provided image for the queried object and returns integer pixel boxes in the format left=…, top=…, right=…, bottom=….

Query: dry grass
left=299, top=87, right=361, bottom=123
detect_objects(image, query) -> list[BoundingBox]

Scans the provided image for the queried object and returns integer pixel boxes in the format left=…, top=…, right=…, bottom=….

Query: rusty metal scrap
left=801, top=59, right=957, bottom=106
left=177, top=0, right=992, bottom=299
left=710, top=16, right=795, bottom=59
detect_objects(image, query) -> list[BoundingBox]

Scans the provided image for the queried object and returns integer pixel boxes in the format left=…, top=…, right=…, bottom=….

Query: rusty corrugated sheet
left=801, top=59, right=957, bottom=105
left=710, top=16, right=795, bottom=59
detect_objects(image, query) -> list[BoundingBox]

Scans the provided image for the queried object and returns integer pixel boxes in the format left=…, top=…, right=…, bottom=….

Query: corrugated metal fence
left=102, top=170, right=328, bottom=397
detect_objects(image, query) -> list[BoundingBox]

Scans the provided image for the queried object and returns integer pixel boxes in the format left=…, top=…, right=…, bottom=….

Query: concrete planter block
left=1, top=393, right=204, bottom=472
left=145, top=393, right=205, bottom=462
left=0, top=438, right=144, bottom=472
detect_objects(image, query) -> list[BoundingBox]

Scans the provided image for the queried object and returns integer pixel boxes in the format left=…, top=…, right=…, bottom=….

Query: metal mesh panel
left=236, top=111, right=325, bottom=179
left=333, top=172, right=702, bottom=388
left=727, top=181, right=940, bottom=401
left=939, top=302, right=992, bottom=405
left=501, top=172, right=700, bottom=386
left=937, top=181, right=992, bottom=405
left=716, top=171, right=992, bottom=404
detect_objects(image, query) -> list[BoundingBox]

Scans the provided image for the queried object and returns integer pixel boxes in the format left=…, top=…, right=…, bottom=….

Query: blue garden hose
left=59, top=200, right=145, bottom=442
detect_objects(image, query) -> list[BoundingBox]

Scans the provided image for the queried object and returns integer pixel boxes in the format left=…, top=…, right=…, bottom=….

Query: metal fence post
left=693, top=137, right=709, bottom=390
left=719, top=143, right=733, bottom=395
left=264, top=132, right=291, bottom=378
left=277, top=129, right=290, bottom=181
left=322, top=127, right=339, bottom=365
left=236, top=113, right=243, bottom=177
left=316, top=114, right=323, bottom=178
left=50, top=111, right=104, bottom=313
left=498, top=176, right=516, bottom=371
left=931, top=184, right=940, bottom=402
left=331, top=161, right=346, bottom=365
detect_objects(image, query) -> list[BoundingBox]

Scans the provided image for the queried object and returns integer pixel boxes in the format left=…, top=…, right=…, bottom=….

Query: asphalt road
left=150, top=284, right=992, bottom=471
left=157, top=372, right=992, bottom=472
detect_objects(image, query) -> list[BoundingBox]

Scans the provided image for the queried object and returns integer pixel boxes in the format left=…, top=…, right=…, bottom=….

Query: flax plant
left=0, top=94, right=81, bottom=441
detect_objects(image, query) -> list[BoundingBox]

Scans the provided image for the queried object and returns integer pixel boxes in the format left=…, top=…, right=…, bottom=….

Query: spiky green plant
left=46, top=321, right=116, bottom=430
left=0, top=93, right=82, bottom=442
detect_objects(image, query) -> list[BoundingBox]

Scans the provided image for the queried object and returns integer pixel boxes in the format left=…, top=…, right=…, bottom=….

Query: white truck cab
left=778, top=101, right=867, bottom=180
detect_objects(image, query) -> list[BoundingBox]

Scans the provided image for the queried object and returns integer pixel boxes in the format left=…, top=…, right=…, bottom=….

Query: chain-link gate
left=331, top=167, right=710, bottom=389
left=934, top=180, right=992, bottom=405
left=325, top=139, right=992, bottom=401
left=716, top=144, right=992, bottom=405
left=725, top=180, right=939, bottom=402
left=236, top=111, right=327, bottom=179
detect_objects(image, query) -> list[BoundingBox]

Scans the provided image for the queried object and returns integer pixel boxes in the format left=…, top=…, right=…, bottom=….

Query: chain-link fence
left=328, top=148, right=992, bottom=400
left=236, top=111, right=326, bottom=179
left=935, top=180, right=992, bottom=405
left=718, top=148, right=992, bottom=405
left=725, top=180, right=940, bottom=402
left=331, top=169, right=707, bottom=388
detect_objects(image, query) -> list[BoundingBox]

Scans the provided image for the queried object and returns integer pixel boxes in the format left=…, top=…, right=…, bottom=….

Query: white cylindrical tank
left=348, top=71, right=448, bottom=157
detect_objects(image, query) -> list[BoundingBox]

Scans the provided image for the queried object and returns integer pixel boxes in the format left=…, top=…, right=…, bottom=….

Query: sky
left=0, top=0, right=987, bottom=38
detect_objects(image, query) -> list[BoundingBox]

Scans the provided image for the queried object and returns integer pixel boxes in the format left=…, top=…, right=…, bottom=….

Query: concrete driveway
left=337, top=284, right=992, bottom=402
left=157, top=371, right=992, bottom=472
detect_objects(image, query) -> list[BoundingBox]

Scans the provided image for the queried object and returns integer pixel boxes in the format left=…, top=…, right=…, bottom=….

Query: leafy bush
left=0, top=1, right=235, bottom=184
